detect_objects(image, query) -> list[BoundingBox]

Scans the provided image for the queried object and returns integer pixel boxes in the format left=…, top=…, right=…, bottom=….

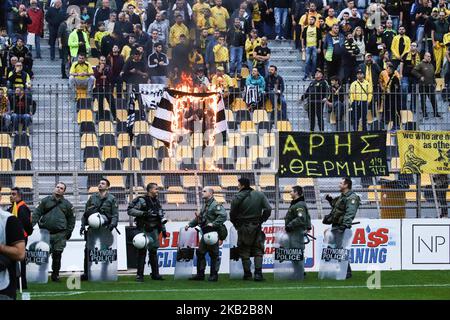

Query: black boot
left=51, top=251, right=62, bottom=282
left=136, top=250, right=146, bottom=282
left=208, top=257, right=219, bottom=282
left=346, top=263, right=352, bottom=279
left=242, top=259, right=252, bottom=280
left=254, top=268, right=264, bottom=281
left=189, top=273, right=205, bottom=281
left=149, top=252, right=163, bottom=280
left=81, top=247, right=89, bottom=281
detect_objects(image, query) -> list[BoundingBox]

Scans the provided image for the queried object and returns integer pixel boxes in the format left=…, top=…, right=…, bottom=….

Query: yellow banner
left=397, top=131, right=450, bottom=174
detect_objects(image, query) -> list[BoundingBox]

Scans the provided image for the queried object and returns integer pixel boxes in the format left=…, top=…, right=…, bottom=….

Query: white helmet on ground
left=133, top=233, right=150, bottom=249
left=88, top=212, right=107, bottom=229
left=203, top=231, right=219, bottom=245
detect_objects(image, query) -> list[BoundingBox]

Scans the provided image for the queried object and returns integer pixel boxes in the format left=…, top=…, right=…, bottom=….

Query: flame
left=168, top=73, right=223, bottom=171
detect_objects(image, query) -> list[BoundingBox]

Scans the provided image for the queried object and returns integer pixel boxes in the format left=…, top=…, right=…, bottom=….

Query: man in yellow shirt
left=169, top=14, right=189, bottom=47
left=245, top=29, right=261, bottom=70
left=349, top=69, right=372, bottom=131
left=391, top=26, right=411, bottom=69
left=210, top=0, right=229, bottom=33
left=197, top=8, right=216, bottom=35
left=193, top=0, right=210, bottom=25
left=211, top=66, right=234, bottom=102
left=325, top=7, right=339, bottom=31
left=299, top=2, right=321, bottom=30
left=69, top=53, right=95, bottom=95
left=121, top=34, right=136, bottom=61
left=213, top=35, right=229, bottom=71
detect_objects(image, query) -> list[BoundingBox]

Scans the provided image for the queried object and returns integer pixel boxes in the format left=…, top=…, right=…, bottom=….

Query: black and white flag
left=149, top=89, right=228, bottom=147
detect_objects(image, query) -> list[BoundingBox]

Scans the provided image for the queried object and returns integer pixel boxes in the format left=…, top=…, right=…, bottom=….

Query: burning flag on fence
left=149, top=89, right=228, bottom=147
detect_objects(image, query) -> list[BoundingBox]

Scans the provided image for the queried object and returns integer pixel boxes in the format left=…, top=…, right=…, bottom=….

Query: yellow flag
left=12, top=202, right=18, bottom=217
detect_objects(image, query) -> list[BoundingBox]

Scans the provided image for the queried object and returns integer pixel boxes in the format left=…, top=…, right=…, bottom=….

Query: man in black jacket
left=227, top=18, right=246, bottom=77
left=8, top=187, right=32, bottom=290
left=300, top=68, right=330, bottom=132
left=45, top=0, right=66, bottom=60
left=93, top=0, right=112, bottom=31
left=265, top=65, right=287, bottom=121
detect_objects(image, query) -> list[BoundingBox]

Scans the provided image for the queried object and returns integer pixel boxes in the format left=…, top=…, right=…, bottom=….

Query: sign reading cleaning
left=278, top=131, right=388, bottom=177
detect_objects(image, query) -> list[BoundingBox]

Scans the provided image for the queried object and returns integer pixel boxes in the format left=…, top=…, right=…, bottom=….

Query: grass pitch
left=26, top=270, right=450, bottom=300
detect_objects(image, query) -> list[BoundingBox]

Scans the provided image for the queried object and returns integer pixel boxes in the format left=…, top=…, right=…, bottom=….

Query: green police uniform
left=325, top=190, right=360, bottom=278
left=188, top=197, right=227, bottom=279
left=230, top=187, right=272, bottom=280
left=32, top=195, right=75, bottom=279
left=81, top=192, right=119, bottom=278
left=127, top=195, right=166, bottom=280
left=284, top=198, right=311, bottom=250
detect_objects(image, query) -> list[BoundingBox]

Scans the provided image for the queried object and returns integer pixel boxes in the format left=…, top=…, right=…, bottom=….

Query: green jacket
left=285, top=198, right=311, bottom=232
left=68, top=29, right=90, bottom=58
left=189, top=197, right=226, bottom=228
left=127, top=195, right=166, bottom=232
left=32, top=195, right=75, bottom=235
left=83, top=192, right=119, bottom=228
left=230, top=188, right=272, bottom=226
left=329, top=190, right=360, bottom=228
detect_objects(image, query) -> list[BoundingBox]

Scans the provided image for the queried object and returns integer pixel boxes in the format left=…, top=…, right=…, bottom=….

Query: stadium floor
left=26, top=271, right=450, bottom=300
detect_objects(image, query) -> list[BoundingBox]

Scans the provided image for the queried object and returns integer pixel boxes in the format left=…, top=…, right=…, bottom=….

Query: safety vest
left=11, top=201, right=29, bottom=238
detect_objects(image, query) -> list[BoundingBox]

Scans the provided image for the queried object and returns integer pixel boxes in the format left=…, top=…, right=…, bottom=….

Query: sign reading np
left=278, top=131, right=388, bottom=178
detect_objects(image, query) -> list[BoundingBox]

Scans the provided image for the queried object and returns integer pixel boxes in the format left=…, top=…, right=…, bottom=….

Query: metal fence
left=0, top=84, right=448, bottom=221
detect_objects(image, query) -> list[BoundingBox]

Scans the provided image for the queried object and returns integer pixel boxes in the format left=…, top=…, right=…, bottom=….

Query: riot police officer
left=80, top=178, right=119, bottom=281
left=127, top=182, right=167, bottom=282
left=230, top=177, right=272, bottom=281
left=323, top=177, right=360, bottom=279
left=284, top=186, right=311, bottom=278
left=186, top=187, right=227, bottom=282
left=32, top=182, right=75, bottom=282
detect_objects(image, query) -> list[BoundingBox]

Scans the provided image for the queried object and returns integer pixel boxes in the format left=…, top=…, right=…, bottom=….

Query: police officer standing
left=284, top=186, right=311, bottom=278
left=230, top=177, right=272, bottom=281
left=32, top=182, right=75, bottom=282
left=186, top=187, right=227, bottom=282
left=8, top=187, right=32, bottom=289
left=127, top=183, right=167, bottom=282
left=324, top=177, right=360, bottom=279
left=80, top=178, right=119, bottom=281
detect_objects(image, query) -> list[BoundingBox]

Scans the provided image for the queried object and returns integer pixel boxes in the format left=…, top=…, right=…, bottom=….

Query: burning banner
left=149, top=89, right=228, bottom=148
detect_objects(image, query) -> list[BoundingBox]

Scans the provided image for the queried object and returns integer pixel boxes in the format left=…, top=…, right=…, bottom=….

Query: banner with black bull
left=278, top=131, right=388, bottom=177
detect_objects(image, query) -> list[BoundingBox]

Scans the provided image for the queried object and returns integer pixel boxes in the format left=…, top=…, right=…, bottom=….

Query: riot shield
left=318, top=228, right=353, bottom=280
left=174, top=227, right=198, bottom=280
left=229, top=225, right=254, bottom=279
left=26, top=229, right=50, bottom=283
left=87, top=227, right=118, bottom=281
left=273, top=230, right=305, bottom=281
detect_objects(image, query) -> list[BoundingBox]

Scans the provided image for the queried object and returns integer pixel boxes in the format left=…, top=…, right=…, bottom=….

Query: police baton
left=351, top=222, right=360, bottom=225
left=114, top=227, right=121, bottom=235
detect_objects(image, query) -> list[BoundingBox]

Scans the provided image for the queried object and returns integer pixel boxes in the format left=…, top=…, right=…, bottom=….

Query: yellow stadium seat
left=252, top=110, right=269, bottom=124
left=88, top=57, right=99, bottom=66
left=148, top=110, right=156, bottom=123
left=81, top=133, right=98, bottom=149
left=400, top=110, right=414, bottom=124
left=190, top=133, right=204, bottom=148
left=116, top=109, right=128, bottom=122
left=133, top=121, right=149, bottom=135
left=236, top=157, right=252, bottom=170
left=117, top=133, right=131, bottom=149
left=241, top=67, right=249, bottom=79
left=231, top=98, right=247, bottom=111
left=282, top=187, right=292, bottom=202
left=436, top=77, right=445, bottom=91
left=220, top=175, right=238, bottom=188
left=227, top=132, right=243, bottom=148
left=139, top=146, right=156, bottom=160
left=277, top=121, right=292, bottom=131
left=0, top=159, right=12, bottom=172
left=0, top=134, right=11, bottom=148
left=153, top=139, right=166, bottom=149
left=88, top=186, right=99, bottom=193
left=15, top=176, right=33, bottom=189
left=213, top=145, right=229, bottom=160
left=225, top=109, right=235, bottom=122
left=166, top=186, right=186, bottom=204
left=85, top=158, right=102, bottom=171
left=259, top=174, right=275, bottom=188
left=176, top=146, right=193, bottom=159
left=240, top=121, right=256, bottom=133
left=98, top=121, right=114, bottom=135
left=161, top=157, right=177, bottom=171
left=144, top=175, right=164, bottom=187
left=0, top=195, right=10, bottom=205
left=263, top=133, right=275, bottom=148
left=386, top=133, right=395, bottom=146
left=420, top=174, right=432, bottom=186
left=183, top=175, right=200, bottom=188
left=14, top=146, right=32, bottom=161
left=368, top=185, right=381, bottom=202
left=296, top=178, right=314, bottom=186
left=391, top=157, right=401, bottom=171
left=198, top=157, right=215, bottom=171
left=102, top=146, right=119, bottom=160
left=77, top=110, right=94, bottom=124
left=249, top=146, right=266, bottom=161
left=123, top=157, right=141, bottom=171
left=106, top=176, right=125, bottom=188
left=93, top=98, right=110, bottom=112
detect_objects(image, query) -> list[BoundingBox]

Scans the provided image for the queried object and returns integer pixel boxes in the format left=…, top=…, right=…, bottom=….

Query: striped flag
left=150, top=89, right=228, bottom=147
left=126, top=90, right=137, bottom=141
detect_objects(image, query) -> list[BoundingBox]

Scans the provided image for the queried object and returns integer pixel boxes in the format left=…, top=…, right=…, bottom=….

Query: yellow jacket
left=211, top=74, right=233, bottom=91
left=349, top=79, right=373, bottom=103
left=169, top=23, right=189, bottom=47
left=245, top=37, right=261, bottom=60
left=391, top=35, right=411, bottom=60
left=213, top=44, right=229, bottom=62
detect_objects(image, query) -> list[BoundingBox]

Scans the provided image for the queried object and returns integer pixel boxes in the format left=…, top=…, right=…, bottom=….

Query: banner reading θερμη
left=278, top=131, right=388, bottom=177
left=397, top=130, right=450, bottom=174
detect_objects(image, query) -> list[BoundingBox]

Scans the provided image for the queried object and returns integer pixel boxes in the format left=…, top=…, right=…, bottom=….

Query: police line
left=43, top=219, right=450, bottom=274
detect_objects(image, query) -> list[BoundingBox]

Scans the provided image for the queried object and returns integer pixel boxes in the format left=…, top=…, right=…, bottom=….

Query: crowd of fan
left=1, top=0, right=450, bottom=131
